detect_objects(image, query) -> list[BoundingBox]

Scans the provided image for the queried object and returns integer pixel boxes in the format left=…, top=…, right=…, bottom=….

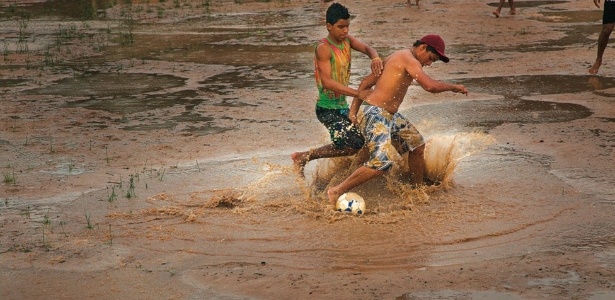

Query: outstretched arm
left=348, top=35, right=383, bottom=76
left=406, top=59, right=468, bottom=95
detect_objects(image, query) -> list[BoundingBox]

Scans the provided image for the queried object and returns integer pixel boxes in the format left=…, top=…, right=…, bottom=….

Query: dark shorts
left=315, top=106, right=364, bottom=150
left=604, top=0, right=615, bottom=24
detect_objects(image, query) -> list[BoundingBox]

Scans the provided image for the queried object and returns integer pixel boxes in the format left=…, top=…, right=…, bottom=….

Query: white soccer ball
left=336, top=192, right=366, bottom=215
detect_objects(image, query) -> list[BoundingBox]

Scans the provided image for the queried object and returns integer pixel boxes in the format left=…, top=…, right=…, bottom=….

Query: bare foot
left=509, top=9, right=516, bottom=15
left=492, top=10, right=500, bottom=18
left=327, top=187, right=343, bottom=207
left=589, top=60, right=601, bottom=75
left=291, top=152, right=308, bottom=177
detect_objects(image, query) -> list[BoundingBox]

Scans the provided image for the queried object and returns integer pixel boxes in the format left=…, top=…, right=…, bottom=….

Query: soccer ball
left=336, top=192, right=366, bottom=215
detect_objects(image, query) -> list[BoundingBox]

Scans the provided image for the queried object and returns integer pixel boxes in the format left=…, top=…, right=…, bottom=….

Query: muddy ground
left=1, top=0, right=615, bottom=299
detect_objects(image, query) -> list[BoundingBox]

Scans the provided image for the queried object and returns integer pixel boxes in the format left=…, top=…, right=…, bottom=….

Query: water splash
left=424, top=131, right=496, bottom=186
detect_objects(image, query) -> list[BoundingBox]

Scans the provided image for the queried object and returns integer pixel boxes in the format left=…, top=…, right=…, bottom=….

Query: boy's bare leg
left=327, top=166, right=385, bottom=206
left=590, top=23, right=615, bottom=75
left=406, top=144, right=425, bottom=185
left=291, top=151, right=310, bottom=176
left=493, top=0, right=504, bottom=17
left=509, top=0, right=516, bottom=15
left=291, top=144, right=359, bottom=177
left=350, top=147, right=369, bottom=168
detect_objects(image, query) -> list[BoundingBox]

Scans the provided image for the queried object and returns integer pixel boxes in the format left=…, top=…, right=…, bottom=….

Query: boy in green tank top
left=292, top=2, right=382, bottom=176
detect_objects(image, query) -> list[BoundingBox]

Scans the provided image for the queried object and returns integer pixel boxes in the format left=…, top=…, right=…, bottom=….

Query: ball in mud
left=336, top=192, right=366, bottom=215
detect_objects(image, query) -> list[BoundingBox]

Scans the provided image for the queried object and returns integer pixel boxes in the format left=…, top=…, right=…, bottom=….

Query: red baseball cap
left=419, top=34, right=449, bottom=63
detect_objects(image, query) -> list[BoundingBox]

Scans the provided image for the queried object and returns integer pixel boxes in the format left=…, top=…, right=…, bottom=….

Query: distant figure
left=326, top=35, right=468, bottom=207
left=493, top=0, right=516, bottom=17
left=291, top=2, right=383, bottom=176
left=407, top=0, right=420, bottom=7
left=589, top=0, right=615, bottom=74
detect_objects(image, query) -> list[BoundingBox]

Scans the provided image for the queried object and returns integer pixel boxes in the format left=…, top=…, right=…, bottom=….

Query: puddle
left=528, top=270, right=581, bottom=286
left=410, top=98, right=591, bottom=130
left=455, top=24, right=597, bottom=55
left=25, top=72, right=185, bottom=98
left=0, top=0, right=168, bottom=20
left=590, top=291, right=615, bottom=300
left=65, top=90, right=199, bottom=115
left=199, top=65, right=310, bottom=95
left=101, top=33, right=313, bottom=67
left=452, top=75, right=615, bottom=98
left=397, top=290, right=523, bottom=300
left=0, top=79, right=28, bottom=89
left=533, top=10, right=602, bottom=23
left=411, top=75, right=605, bottom=130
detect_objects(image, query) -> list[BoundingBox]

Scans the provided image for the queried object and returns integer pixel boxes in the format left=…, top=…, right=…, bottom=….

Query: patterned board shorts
left=358, top=105, right=425, bottom=171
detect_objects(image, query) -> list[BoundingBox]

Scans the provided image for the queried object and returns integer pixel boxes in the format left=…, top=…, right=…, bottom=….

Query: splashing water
left=203, top=131, right=495, bottom=218
left=423, top=131, right=496, bottom=187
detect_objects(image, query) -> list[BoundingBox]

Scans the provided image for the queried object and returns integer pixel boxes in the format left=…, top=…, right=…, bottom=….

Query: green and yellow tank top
left=314, top=37, right=351, bottom=109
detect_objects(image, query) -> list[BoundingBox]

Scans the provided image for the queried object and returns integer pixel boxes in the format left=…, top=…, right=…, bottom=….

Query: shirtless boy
left=291, top=3, right=382, bottom=176
left=327, top=34, right=468, bottom=206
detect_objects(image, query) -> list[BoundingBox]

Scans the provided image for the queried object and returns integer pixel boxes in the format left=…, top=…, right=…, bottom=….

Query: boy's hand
left=349, top=113, right=358, bottom=125
left=370, top=57, right=383, bottom=76
left=357, top=89, right=372, bottom=100
left=454, top=85, right=468, bottom=95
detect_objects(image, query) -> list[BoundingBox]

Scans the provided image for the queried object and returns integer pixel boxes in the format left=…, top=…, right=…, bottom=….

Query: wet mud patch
left=100, top=4, right=321, bottom=66
left=452, top=75, right=615, bottom=98
left=533, top=10, right=602, bottom=23
left=0, top=78, right=28, bottom=89
left=0, top=0, right=102, bottom=20
left=24, top=72, right=186, bottom=98
left=199, top=65, right=310, bottom=95
left=103, top=33, right=313, bottom=66
left=410, top=99, right=592, bottom=131
left=194, top=8, right=321, bottom=29
left=456, top=24, right=596, bottom=54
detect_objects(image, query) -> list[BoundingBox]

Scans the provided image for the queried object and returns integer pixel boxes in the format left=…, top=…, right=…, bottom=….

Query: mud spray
left=207, top=131, right=495, bottom=220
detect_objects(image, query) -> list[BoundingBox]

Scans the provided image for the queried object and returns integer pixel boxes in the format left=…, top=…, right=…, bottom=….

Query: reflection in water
left=452, top=75, right=615, bottom=98
left=409, top=99, right=592, bottom=131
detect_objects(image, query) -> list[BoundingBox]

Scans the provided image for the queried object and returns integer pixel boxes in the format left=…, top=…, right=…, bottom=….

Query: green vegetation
left=3, top=169, right=15, bottom=184
left=84, top=211, right=94, bottom=229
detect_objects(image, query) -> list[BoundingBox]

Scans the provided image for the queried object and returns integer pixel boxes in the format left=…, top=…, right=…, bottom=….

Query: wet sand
left=1, top=0, right=615, bottom=299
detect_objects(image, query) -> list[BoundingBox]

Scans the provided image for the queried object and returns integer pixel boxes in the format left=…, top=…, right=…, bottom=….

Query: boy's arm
left=315, top=43, right=360, bottom=97
left=405, top=57, right=468, bottom=95
left=347, top=35, right=383, bottom=76
left=349, top=72, right=379, bottom=124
